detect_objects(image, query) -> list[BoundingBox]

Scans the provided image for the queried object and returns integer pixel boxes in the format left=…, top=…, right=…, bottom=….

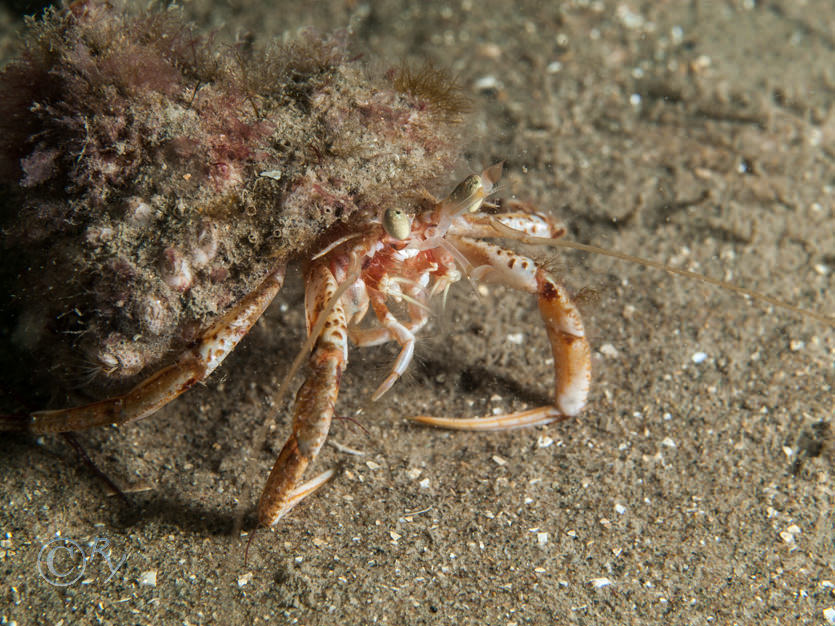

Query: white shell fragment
left=599, top=343, right=619, bottom=358
left=779, top=524, right=801, bottom=545
left=537, top=434, right=554, bottom=448
left=474, top=75, right=502, bottom=91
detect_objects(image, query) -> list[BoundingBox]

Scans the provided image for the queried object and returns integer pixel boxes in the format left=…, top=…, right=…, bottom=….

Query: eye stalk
left=448, top=174, right=483, bottom=209
left=382, top=207, right=411, bottom=240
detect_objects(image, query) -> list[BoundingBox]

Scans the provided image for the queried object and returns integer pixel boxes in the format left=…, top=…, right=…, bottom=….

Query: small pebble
left=537, top=435, right=554, bottom=448
left=476, top=43, right=502, bottom=60
left=599, top=343, right=619, bottom=358
left=474, top=75, right=502, bottom=91
left=617, top=5, right=645, bottom=29
left=779, top=531, right=796, bottom=545
left=692, top=54, right=711, bottom=71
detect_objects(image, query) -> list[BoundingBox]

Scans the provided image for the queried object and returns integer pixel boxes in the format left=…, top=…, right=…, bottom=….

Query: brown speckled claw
left=257, top=262, right=347, bottom=526
left=409, top=232, right=591, bottom=432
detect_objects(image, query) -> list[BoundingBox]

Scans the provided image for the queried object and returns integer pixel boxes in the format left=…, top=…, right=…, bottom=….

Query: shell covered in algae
left=0, top=1, right=467, bottom=405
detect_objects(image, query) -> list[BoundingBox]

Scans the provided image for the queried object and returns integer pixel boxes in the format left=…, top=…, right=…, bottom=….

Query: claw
left=371, top=373, right=399, bottom=401
left=411, top=406, right=569, bottom=431
left=270, top=469, right=336, bottom=524
left=257, top=263, right=347, bottom=527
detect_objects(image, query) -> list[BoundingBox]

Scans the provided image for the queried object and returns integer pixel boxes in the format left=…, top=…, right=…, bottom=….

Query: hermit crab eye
left=448, top=174, right=484, bottom=209
left=382, top=207, right=411, bottom=240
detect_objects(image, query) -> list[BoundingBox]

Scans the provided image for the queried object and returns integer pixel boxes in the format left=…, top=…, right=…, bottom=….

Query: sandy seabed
left=1, top=1, right=833, bottom=624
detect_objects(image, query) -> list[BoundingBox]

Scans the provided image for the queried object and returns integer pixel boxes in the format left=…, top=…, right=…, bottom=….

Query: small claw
left=371, top=373, right=398, bottom=401
left=480, top=161, right=504, bottom=193
left=269, top=469, right=336, bottom=525
left=411, top=406, right=570, bottom=431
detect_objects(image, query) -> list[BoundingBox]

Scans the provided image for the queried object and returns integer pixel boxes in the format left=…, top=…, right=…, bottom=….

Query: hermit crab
left=0, top=3, right=594, bottom=526
left=2, top=3, right=830, bottom=531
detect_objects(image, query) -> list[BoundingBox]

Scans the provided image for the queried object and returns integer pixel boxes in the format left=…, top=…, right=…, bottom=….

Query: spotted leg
left=257, top=261, right=348, bottom=526
left=451, top=208, right=566, bottom=241
left=3, top=265, right=286, bottom=434
left=412, top=236, right=591, bottom=431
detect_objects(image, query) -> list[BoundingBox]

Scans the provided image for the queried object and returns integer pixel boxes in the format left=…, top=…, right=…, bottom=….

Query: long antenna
left=489, top=218, right=834, bottom=327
